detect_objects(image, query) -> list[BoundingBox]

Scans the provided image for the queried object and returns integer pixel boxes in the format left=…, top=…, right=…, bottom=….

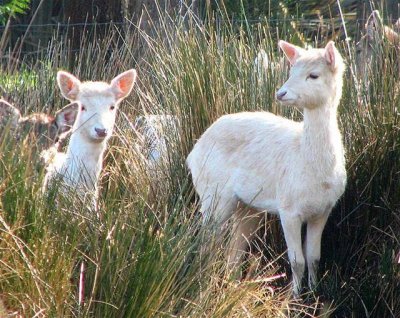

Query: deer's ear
left=278, top=40, right=303, bottom=65
left=324, top=41, right=338, bottom=70
left=54, top=102, right=80, bottom=133
left=110, top=69, right=137, bottom=100
left=0, top=99, right=21, bottom=127
left=57, top=71, right=81, bottom=100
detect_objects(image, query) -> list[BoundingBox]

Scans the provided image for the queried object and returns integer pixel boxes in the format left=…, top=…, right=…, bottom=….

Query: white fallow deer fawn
left=187, top=41, right=347, bottom=295
left=41, top=69, right=136, bottom=307
left=42, top=69, right=137, bottom=207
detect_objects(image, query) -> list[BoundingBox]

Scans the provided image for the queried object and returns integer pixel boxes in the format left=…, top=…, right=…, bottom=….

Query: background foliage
left=0, top=0, right=30, bottom=24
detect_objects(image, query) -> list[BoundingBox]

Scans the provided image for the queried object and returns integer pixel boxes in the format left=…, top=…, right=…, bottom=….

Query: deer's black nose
left=276, top=90, right=287, bottom=101
left=95, top=127, right=107, bottom=138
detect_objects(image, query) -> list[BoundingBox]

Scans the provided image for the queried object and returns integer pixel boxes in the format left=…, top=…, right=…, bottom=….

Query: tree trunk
left=63, top=0, right=122, bottom=23
left=62, top=0, right=123, bottom=52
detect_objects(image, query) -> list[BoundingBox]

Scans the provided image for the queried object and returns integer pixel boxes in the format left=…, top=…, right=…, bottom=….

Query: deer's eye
left=308, top=73, right=319, bottom=79
left=81, top=105, right=86, bottom=111
left=110, top=105, right=115, bottom=111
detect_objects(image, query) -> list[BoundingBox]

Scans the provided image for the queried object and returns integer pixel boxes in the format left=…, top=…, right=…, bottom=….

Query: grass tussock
left=0, top=7, right=399, bottom=318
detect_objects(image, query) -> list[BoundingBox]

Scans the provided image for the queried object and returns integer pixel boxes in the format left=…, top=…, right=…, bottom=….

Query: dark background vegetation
left=1, top=0, right=400, bottom=58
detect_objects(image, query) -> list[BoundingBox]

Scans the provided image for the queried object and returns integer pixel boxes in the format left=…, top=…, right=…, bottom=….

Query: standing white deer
left=43, top=69, right=137, bottom=205
left=186, top=40, right=346, bottom=295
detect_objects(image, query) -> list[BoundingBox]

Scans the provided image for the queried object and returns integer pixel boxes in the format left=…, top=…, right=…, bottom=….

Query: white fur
left=187, top=41, right=346, bottom=295
left=132, top=114, right=180, bottom=166
left=43, top=70, right=137, bottom=204
left=254, top=49, right=283, bottom=79
left=254, top=49, right=269, bottom=74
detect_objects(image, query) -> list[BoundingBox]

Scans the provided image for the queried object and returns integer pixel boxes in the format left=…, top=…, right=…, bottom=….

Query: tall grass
left=0, top=7, right=399, bottom=318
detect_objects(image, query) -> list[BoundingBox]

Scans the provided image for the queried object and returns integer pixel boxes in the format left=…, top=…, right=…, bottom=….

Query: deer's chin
left=279, top=98, right=298, bottom=106
left=81, top=131, right=106, bottom=143
left=90, top=135, right=108, bottom=143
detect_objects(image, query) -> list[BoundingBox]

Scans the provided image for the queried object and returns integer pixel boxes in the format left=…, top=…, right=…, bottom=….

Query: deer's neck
left=301, top=102, right=344, bottom=175
left=65, top=132, right=107, bottom=189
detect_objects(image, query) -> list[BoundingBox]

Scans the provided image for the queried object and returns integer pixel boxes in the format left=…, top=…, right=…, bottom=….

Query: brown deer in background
left=0, top=99, right=77, bottom=153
